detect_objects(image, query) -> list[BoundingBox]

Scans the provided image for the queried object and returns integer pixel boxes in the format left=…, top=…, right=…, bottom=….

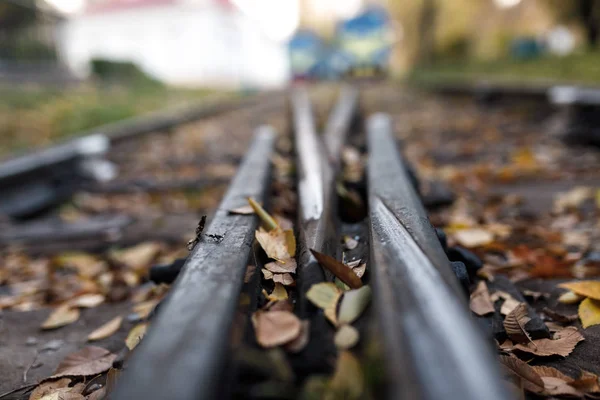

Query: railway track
left=8, top=82, right=600, bottom=399
left=98, top=85, right=508, bottom=399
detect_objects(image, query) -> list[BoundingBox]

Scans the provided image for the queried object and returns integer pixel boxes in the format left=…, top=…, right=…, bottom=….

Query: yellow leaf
left=41, top=305, right=80, bottom=330
left=558, top=280, right=600, bottom=301
left=558, top=290, right=584, bottom=304
left=306, top=282, right=342, bottom=325
left=338, top=286, right=371, bottom=325
left=248, top=197, right=278, bottom=231
left=126, top=323, right=149, bottom=350
left=328, top=351, right=364, bottom=399
left=579, top=298, right=600, bottom=328
left=111, top=242, right=162, bottom=271
left=267, top=283, right=288, bottom=301
left=132, top=299, right=158, bottom=319
left=88, top=316, right=123, bottom=341
left=255, top=228, right=292, bottom=262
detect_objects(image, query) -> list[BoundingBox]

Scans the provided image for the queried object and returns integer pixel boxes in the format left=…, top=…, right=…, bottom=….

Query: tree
left=546, top=0, right=600, bottom=48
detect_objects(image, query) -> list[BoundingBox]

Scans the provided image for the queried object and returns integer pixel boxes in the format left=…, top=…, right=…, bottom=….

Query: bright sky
left=44, top=0, right=87, bottom=14
left=232, top=0, right=300, bottom=42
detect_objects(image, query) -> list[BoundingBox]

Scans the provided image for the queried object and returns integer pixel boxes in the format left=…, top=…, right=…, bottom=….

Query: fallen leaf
left=558, top=290, right=585, bottom=304
left=470, top=281, right=494, bottom=316
left=554, top=187, right=593, bottom=213
left=284, top=320, right=310, bottom=353
left=29, top=378, right=72, bottom=400
left=86, top=387, right=106, bottom=400
left=310, top=249, right=362, bottom=289
left=41, top=305, right=80, bottom=330
left=264, top=299, right=294, bottom=312
left=559, top=281, right=600, bottom=301
left=126, top=323, right=148, bottom=350
left=284, top=229, right=296, bottom=257
left=353, top=263, right=366, bottom=278
left=490, top=291, right=521, bottom=315
left=514, top=326, right=584, bottom=357
left=579, top=298, right=600, bottom=328
left=306, top=282, right=342, bottom=325
left=54, top=253, right=106, bottom=278
left=69, top=294, right=105, bottom=308
left=571, top=370, right=600, bottom=393
left=453, top=228, right=494, bottom=248
left=261, top=269, right=274, bottom=280
left=132, top=299, right=158, bottom=319
left=328, top=351, right=364, bottom=399
left=522, top=290, right=548, bottom=302
left=533, top=366, right=580, bottom=397
left=111, top=242, right=162, bottom=271
left=498, top=355, right=544, bottom=394
left=338, top=286, right=371, bottom=325
left=545, top=321, right=564, bottom=332
left=503, top=303, right=533, bottom=344
left=37, top=393, right=84, bottom=400
left=267, top=283, right=288, bottom=301
left=52, top=346, right=117, bottom=378
left=252, top=310, right=301, bottom=348
left=228, top=205, right=255, bottom=215
left=255, top=228, right=292, bottom=262
left=343, top=236, right=358, bottom=250
left=273, top=273, right=295, bottom=286
left=265, top=260, right=297, bottom=274
left=334, top=325, right=359, bottom=350
left=345, top=259, right=361, bottom=268
left=543, top=307, right=578, bottom=324
left=88, top=316, right=123, bottom=341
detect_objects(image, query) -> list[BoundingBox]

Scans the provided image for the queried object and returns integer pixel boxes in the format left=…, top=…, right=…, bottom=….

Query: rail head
left=366, top=113, right=510, bottom=400
left=112, top=126, right=276, bottom=400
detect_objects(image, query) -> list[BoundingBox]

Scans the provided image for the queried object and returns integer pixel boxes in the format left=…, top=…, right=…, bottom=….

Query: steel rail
left=112, top=126, right=275, bottom=400
left=322, top=84, right=360, bottom=169
left=366, top=113, right=510, bottom=400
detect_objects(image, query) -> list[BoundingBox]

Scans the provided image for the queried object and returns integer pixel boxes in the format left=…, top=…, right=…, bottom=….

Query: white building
left=54, top=0, right=297, bottom=88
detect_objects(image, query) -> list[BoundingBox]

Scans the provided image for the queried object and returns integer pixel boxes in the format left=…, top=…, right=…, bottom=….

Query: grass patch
left=0, top=83, right=226, bottom=157
left=407, top=52, right=600, bottom=87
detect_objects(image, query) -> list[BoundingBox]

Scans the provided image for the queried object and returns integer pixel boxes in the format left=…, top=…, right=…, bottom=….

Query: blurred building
left=56, top=0, right=294, bottom=88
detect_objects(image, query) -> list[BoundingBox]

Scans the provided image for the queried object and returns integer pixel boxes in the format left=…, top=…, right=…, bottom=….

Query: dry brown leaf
left=265, top=260, right=297, bottom=274
left=514, top=326, right=584, bottom=357
left=571, top=370, right=600, bottom=393
left=255, top=228, right=292, bottom=262
left=52, top=346, right=117, bottom=378
left=284, top=320, right=310, bottom=353
left=498, top=339, right=514, bottom=351
left=338, top=286, right=371, bottom=325
left=88, top=316, right=123, bottom=341
left=470, top=281, right=494, bottom=316
left=69, top=294, right=105, bottom=309
left=490, top=291, right=520, bottom=316
left=579, top=298, right=600, bottom=329
left=37, top=392, right=84, bottom=400
left=126, top=323, right=148, bottom=350
left=503, top=303, right=533, bottom=344
left=543, top=307, right=578, bottom=324
left=522, top=290, right=548, bottom=302
left=310, top=249, right=362, bottom=289
left=261, top=269, right=274, bottom=280
left=29, top=378, right=72, bottom=400
left=228, top=205, right=255, bottom=215
left=86, top=387, right=106, bottom=400
left=334, top=325, right=359, bottom=350
left=112, top=242, right=162, bottom=271
left=533, top=366, right=580, bottom=397
left=273, top=273, right=295, bottom=286
left=453, top=228, right=494, bottom=248
left=252, top=310, right=301, bottom=348
left=559, top=281, right=600, bottom=301
left=41, top=305, right=80, bottom=330
left=545, top=321, right=564, bottom=332
left=352, top=263, right=366, bottom=278
left=498, top=355, right=544, bottom=394
left=306, top=282, right=342, bottom=325
left=558, top=290, right=585, bottom=304
left=54, top=253, right=106, bottom=278
left=265, top=299, right=294, bottom=312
